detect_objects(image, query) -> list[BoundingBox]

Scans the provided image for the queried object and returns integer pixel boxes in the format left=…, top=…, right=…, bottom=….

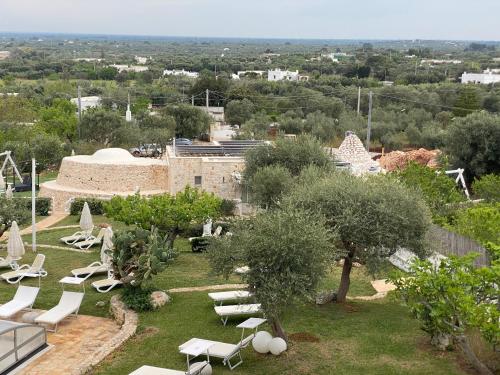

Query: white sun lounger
left=129, top=361, right=209, bottom=375
left=35, top=291, right=84, bottom=332
left=92, top=277, right=122, bottom=293
left=0, top=254, right=19, bottom=270
left=214, top=303, right=262, bottom=325
left=0, top=254, right=47, bottom=284
left=180, top=335, right=254, bottom=370
left=73, top=228, right=106, bottom=250
left=234, top=266, right=250, bottom=275
left=60, top=229, right=93, bottom=245
left=0, top=285, right=39, bottom=319
left=71, top=261, right=108, bottom=280
left=208, top=291, right=252, bottom=306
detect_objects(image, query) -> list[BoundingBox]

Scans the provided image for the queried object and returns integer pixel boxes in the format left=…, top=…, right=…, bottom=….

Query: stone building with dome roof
left=332, top=131, right=382, bottom=175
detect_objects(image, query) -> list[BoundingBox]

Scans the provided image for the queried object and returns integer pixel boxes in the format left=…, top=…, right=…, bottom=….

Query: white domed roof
left=91, top=148, right=135, bottom=161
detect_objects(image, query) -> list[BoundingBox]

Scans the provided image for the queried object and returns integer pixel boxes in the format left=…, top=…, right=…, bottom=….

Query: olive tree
left=105, top=187, right=222, bottom=249
left=285, top=172, right=431, bottom=303
left=0, top=197, right=30, bottom=238
left=208, top=207, right=334, bottom=341
left=249, top=165, right=293, bottom=209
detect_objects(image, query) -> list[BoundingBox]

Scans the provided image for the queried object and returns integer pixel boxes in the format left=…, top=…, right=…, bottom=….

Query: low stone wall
left=75, top=295, right=138, bottom=375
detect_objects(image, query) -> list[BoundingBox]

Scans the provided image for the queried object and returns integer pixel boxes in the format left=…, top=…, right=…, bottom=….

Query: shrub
left=220, top=199, right=236, bottom=216
left=452, top=203, right=500, bottom=246
left=121, top=286, right=154, bottom=312
left=473, top=174, right=500, bottom=203
left=70, top=198, right=105, bottom=216
left=12, top=197, right=51, bottom=216
left=393, top=162, right=465, bottom=220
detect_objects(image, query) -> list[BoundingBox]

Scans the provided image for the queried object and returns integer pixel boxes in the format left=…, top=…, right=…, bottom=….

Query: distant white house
left=461, top=69, right=500, bottom=84
left=70, top=96, right=101, bottom=111
left=73, top=58, right=103, bottom=62
left=134, top=56, right=148, bottom=64
left=163, top=69, right=199, bottom=79
left=421, top=59, right=462, bottom=65
left=267, top=69, right=308, bottom=82
left=111, top=64, right=149, bottom=73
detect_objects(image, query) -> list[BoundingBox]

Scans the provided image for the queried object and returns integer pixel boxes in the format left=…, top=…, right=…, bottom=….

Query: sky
left=1, top=0, right=500, bottom=41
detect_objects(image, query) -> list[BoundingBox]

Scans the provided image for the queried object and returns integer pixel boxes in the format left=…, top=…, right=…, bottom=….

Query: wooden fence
left=428, top=224, right=490, bottom=267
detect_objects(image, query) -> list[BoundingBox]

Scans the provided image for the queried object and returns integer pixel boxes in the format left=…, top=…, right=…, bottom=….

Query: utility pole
left=77, top=86, right=82, bottom=139
left=206, top=89, right=209, bottom=109
left=357, top=86, right=361, bottom=115
left=366, top=91, right=373, bottom=152
left=31, top=158, right=36, bottom=253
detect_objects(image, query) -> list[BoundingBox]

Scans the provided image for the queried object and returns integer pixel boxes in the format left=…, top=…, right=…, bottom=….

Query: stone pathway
left=0, top=213, right=70, bottom=241
left=19, top=213, right=69, bottom=235
left=348, top=279, right=397, bottom=301
left=13, top=312, right=120, bottom=375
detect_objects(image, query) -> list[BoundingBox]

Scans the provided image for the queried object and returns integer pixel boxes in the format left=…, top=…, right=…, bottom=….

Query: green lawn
left=0, top=216, right=470, bottom=375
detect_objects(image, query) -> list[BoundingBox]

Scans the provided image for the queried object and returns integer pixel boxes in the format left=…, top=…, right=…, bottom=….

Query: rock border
left=75, top=295, right=138, bottom=375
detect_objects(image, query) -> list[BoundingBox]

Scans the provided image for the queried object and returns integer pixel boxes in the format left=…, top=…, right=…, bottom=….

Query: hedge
left=12, top=197, right=51, bottom=216
left=70, top=198, right=106, bottom=216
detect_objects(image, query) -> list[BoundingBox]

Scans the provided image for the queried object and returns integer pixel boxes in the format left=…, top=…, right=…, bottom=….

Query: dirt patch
left=289, top=332, right=320, bottom=343
left=340, top=303, right=360, bottom=313
left=133, top=326, right=160, bottom=342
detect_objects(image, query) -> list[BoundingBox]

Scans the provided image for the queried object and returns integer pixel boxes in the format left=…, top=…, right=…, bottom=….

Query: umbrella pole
left=31, top=158, right=36, bottom=253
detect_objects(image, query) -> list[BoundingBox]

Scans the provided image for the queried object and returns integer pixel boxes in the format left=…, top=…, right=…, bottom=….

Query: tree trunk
left=336, top=247, right=355, bottom=303
left=455, top=334, right=493, bottom=375
left=270, top=317, right=288, bottom=342
left=165, top=229, right=178, bottom=250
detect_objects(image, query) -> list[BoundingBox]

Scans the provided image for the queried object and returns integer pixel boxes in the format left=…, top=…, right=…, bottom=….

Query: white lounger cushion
left=129, top=367, right=184, bottom=375
left=0, top=286, right=39, bottom=318
left=92, top=278, right=122, bottom=293
left=130, top=361, right=208, bottom=375
left=35, top=291, right=84, bottom=325
left=71, top=263, right=108, bottom=278
left=214, top=303, right=261, bottom=317
left=208, top=290, right=252, bottom=302
left=0, top=254, right=46, bottom=282
left=60, top=230, right=92, bottom=245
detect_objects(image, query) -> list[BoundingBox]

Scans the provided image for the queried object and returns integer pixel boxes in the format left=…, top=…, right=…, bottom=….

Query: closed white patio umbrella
left=5, top=184, right=13, bottom=199
left=7, top=221, right=25, bottom=260
left=79, top=202, right=94, bottom=232
left=101, top=227, right=114, bottom=266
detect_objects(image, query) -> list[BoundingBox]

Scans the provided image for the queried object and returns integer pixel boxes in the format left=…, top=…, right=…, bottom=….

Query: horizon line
left=1, top=31, right=500, bottom=44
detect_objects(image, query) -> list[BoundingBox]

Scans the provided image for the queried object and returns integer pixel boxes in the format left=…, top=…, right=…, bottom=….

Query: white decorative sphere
left=252, top=331, right=272, bottom=354
left=189, top=362, right=212, bottom=375
left=269, top=337, right=287, bottom=355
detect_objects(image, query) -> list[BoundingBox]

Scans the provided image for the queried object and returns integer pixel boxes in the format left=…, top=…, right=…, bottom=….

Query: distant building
left=70, top=96, right=101, bottom=111
left=135, top=56, right=148, bottom=64
left=421, top=59, right=462, bottom=65
left=382, top=81, right=394, bottom=86
left=461, top=69, right=500, bottom=84
left=73, top=58, right=103, bottom=62
left=163, top=69, right=199, bottom=79
left=201, top=106, right=225, bottom=123
left=111, top=64, right=149, bottom=73
left=268, top=68, right=298, bottom=81
left=267, top=69, right=308, bottom=82
left=0, top=51, right=11, bottom=60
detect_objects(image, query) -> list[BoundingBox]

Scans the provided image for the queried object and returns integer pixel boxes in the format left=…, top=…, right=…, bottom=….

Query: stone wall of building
left=167, top=152, right=244, bottom=200
left=55, top=159, right=168, bottom=192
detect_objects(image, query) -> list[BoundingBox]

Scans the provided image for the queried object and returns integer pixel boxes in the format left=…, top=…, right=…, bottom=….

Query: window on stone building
left=194, top=176, right=202, bottom=185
